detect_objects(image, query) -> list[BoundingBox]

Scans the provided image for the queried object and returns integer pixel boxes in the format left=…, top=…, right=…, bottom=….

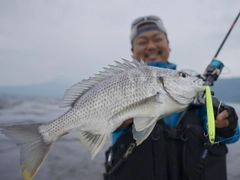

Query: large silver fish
left=0, top=59, right=205, bottom=180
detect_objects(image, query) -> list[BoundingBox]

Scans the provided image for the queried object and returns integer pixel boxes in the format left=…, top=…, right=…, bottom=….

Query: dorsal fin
left=59, top=58, right=146, bottom=108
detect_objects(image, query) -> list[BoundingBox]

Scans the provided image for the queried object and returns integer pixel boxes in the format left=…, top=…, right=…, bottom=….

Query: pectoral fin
left=132, top=121, right=157, bottom=145
left=133, top=116, right=160, bottom=131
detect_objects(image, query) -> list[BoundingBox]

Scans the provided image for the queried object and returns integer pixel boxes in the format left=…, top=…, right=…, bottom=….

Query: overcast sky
left=0, top=0, right=240, bottom=87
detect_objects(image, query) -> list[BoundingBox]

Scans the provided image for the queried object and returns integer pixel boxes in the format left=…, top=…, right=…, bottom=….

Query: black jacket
left=104, top=106, right=230, bottom=180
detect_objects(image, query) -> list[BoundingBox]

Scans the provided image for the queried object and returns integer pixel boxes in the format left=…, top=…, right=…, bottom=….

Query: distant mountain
left=211, top=78, right=240, bottom=102
left=0, top=78, right=239, bottom=102
left=0, top=81, right=72, bottom=98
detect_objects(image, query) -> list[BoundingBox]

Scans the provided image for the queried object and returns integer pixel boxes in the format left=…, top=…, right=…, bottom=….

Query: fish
left=0, top=59, right=205, bottom=180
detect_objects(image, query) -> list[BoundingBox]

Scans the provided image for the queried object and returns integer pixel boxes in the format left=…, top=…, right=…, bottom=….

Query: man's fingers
left=216, top=110, right=229, bottom=121
left=215, top=119, right=229, bottom=128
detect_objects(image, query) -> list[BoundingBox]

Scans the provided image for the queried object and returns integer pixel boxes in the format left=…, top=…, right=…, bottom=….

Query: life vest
left=103, top=106, right=228, bottom=180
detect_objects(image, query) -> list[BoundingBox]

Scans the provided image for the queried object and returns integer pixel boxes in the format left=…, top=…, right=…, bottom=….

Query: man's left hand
left=215, top=110, right=229, bottom=128
left=215, top=104, right=238, bottom=138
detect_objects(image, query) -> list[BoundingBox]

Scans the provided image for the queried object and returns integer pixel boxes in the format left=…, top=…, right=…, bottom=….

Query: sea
left=0, top=94, right=240, bottom=180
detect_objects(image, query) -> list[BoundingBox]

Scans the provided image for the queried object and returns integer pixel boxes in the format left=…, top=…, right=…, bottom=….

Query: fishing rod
left=190, top=14, right=240, bottom=178
left=192, top=14, right=240, bottom=175
left=214, top=11, right=240, bottom=58
left=201, top=11, right=240, bottom=145
left=203, top=10, right=240, bottom=86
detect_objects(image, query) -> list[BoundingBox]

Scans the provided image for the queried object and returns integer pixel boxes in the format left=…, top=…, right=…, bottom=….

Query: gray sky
left=0, top=0, right=240, bottom=86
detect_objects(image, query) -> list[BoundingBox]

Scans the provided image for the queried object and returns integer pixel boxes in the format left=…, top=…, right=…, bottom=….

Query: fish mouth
left=193, top=78, right=205, bottom=86
left=202, top=81, right=213, bottom=86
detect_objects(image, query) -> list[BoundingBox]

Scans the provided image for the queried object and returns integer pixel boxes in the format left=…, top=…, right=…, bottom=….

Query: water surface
left=0, top=95, right=239, bottom=180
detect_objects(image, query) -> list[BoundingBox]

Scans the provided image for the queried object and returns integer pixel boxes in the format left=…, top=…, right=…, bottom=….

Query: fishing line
left=212, top=134, right=240, bottom=145
left=220, top=65, right=231, bottom=75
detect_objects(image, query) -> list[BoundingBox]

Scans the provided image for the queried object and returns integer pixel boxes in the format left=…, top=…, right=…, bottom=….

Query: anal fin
left=77, top=131, right=109, bottom=158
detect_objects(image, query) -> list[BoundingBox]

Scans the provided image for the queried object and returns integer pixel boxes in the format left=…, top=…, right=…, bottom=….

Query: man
left=104, top=15, right=239, bottom=180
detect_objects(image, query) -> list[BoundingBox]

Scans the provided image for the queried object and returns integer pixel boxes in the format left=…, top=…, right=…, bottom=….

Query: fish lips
left=193, top=78, right=206, bottom=91
left=193, top=78, right=205, bottom=85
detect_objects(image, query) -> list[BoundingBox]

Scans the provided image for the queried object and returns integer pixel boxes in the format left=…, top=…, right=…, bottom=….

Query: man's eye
left=138, top=41, right=147, bottom=45
left=154, top=38, right=162, bottom=42
left=179, top=72, right=188, bottom=78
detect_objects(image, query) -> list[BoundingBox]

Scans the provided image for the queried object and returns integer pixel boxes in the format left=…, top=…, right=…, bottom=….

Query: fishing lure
left=205, top=86, right=215, bottom=144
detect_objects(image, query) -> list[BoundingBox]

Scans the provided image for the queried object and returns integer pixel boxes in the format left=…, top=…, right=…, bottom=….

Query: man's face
left=132, top=25, right=171, bottom=63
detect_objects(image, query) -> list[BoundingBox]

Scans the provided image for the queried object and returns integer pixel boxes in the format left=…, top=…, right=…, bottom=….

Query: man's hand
left=215, top=104, right=238, bottom=138
left=215, top=110, right=229, bottom=128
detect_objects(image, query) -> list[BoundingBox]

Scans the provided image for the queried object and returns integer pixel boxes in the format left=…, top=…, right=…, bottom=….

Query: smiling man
left=104, top=15, right=239, bottom=180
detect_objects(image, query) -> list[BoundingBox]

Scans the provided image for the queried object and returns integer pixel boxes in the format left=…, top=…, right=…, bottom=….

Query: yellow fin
left=21, top=163, right=37, bottom=180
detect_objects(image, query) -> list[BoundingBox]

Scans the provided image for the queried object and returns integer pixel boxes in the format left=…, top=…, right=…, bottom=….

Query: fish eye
left=179, top=72, right=188, bottom=78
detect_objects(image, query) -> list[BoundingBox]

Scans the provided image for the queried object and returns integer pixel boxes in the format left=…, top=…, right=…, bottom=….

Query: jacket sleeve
left=196, top=105, right=239, bottom=144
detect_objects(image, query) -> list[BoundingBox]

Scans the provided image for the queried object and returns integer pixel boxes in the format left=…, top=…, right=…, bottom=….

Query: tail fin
left=0, top=123, right=53, bottom=180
